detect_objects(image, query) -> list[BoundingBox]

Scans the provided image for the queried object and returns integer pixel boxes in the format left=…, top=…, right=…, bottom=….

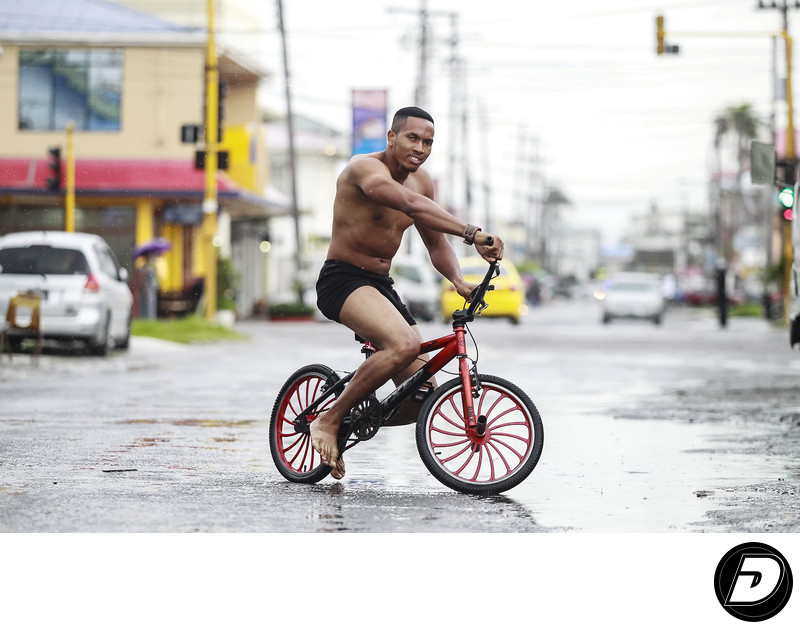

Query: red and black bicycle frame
left=292, top=324, right=476, bottom=434
left=292, top=261, right=498, bottom=439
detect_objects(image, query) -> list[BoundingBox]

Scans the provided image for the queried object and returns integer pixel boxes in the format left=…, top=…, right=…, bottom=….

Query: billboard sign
left=352, top=89, right=387, bottom=156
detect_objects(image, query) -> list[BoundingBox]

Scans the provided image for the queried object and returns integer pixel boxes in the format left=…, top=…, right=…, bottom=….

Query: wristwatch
left=463, top=224, right=481, bottom=245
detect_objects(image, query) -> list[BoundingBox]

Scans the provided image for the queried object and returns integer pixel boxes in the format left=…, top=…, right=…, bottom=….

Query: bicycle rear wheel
left=416, top=374, right=543, bottom=495
left=269, top=364, right=339, bottom=483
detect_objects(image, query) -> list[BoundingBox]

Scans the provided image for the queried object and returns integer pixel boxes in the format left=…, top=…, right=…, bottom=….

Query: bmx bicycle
left=269, top=257, right=544, bottom=495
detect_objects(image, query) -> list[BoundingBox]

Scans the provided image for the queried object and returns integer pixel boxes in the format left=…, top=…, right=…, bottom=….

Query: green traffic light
left=778, top=186, right=794, bottom=208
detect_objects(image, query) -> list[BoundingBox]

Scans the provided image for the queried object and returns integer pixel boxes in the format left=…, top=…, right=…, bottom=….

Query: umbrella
left=134, top=237, right=172, bottom=258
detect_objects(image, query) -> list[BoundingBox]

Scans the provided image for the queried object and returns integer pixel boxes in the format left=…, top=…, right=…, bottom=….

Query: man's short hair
left=391, top=106, right=434, bottom=132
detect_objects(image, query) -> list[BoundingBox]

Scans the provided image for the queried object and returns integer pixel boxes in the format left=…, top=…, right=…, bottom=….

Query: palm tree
left=713, top=104, right=760, bottom=180
left=712, top=104, right=763, bottom=260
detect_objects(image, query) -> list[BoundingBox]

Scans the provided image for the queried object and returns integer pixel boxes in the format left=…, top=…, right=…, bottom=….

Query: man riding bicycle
left=311, top=106, right=504, bottom=479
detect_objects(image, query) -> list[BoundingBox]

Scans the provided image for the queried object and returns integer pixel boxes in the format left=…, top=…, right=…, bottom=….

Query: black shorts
left=316, top=259, right=417, bottom=326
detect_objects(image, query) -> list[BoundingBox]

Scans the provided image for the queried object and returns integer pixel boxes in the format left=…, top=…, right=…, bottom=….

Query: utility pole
left=758, top=0, right=797, bottom=325
left=389, top=2, right=463, bottom=111
left=276, top=0, right=304, bottom=304
left=446, top=12, right=460, bottom=215
left=390, top=4, right=465, bottom=241
left=659, top=5, right=797, bottom=324
left=416, top=0, right=430, bottom=107
left=202, top=0, right=219, bottom=321
left=65, top=121, right=75, bottom=233
left=462, top=99, right=473, bottom=228
left=389, top=0, right=432, bottom=109
left=478, top=98, right=492, bottom=234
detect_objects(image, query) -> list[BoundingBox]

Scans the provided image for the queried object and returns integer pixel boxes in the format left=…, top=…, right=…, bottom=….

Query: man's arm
left=417, top=226, right=471, bottom=296
left=352, top=158, right=504, bottom=261
left=353, top=159, right=466, bottom=237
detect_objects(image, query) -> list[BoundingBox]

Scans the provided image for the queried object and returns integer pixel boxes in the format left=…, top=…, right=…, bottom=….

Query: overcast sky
left=242, top=0, right=789, bottom=245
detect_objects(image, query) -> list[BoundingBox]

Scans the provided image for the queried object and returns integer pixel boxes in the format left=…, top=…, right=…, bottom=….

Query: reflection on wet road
left=0, top=298, right=797, bottom=532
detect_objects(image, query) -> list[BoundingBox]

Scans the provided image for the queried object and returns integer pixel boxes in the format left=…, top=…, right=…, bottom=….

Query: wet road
left=0, top=296, right=797, bottom=533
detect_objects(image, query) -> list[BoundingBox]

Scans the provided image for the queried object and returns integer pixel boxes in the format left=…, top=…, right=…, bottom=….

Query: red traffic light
left=784, top=208, right=794, bottom=221
left=46, top=146, right=62, bottom=191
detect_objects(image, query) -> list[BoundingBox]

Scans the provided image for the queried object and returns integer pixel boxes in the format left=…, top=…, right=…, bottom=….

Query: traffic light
left=655, top=14, right=679, bottom=55
left=779, top=186, right=794, bottom=220
left=777, top=157, right=797, bottom=220
left=217, top=79, right=227, bottom=142
left=46, top=147, right=62, bottom=191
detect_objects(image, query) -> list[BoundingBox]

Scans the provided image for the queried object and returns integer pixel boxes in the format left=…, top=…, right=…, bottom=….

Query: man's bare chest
left=367, top=204, right=414, bottom=231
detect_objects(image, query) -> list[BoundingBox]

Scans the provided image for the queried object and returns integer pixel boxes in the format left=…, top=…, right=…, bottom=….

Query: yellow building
left=0, top=0, right=285, bottom=317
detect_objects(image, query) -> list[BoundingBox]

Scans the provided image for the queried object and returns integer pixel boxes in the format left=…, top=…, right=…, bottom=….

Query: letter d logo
left=715, top=542, right=793, bottom=621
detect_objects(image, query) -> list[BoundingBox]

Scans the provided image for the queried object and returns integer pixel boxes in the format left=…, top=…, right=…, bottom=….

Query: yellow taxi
left=440, top=257, right=528, bottom=324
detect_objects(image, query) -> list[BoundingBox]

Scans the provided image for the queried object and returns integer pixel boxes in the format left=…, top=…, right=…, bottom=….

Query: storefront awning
left=0, top=157, right=291, bottom=218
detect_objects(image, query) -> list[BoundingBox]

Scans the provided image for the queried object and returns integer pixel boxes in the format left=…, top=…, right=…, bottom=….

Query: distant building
left=0, top=0, right=286, bottom=318
left=264, top=113, right=349, bottom=303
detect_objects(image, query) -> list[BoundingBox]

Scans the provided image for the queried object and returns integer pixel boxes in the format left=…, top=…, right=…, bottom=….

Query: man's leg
left=309, top=286, right=421, bottom=477
left=383, top=325, right=436, bottom=426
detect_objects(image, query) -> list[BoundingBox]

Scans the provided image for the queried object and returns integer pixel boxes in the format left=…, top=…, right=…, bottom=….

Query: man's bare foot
left=330, top=457, right=345, bottom=480
left=310, top=412, right=345, bottom=479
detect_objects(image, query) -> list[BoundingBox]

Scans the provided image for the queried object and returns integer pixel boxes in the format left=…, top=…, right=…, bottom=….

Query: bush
left=132, top=315, right=245, bottom=343
left=729, top=302, right=765, bottom=318
left=217, top=257, right=240, bottom=311
left=268, top=302, right=316, bottom=319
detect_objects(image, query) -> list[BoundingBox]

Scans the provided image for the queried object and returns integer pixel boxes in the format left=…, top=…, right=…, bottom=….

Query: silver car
left=599, top=272, right=666, bottom=325
left=390, top=255, right=440, bottom=322
left=0, top=231, right=132, bottom=355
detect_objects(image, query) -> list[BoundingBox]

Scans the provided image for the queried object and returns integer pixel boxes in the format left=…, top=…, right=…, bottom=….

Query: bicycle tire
left=269, top=364, right=340, bottom=483
left=416, top=374, right=543, bottom=495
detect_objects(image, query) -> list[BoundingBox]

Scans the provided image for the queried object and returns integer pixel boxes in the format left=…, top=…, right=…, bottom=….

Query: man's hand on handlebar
left=456, top=280, right=479, bottom=303
left=475, top=232, right=503, bottom=263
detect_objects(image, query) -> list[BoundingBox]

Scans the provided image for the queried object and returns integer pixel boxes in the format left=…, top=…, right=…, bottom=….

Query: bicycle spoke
left=430, top=424, right=468, bottom=439
left=270, top=366, right=340, bottom=483
left=484, top=439, right=513, bottom=475
left=418, top=376, right=543, bottom=492
left=467, top=446, right=484, bottom=482
left=442, top=395, right=465, bottom=429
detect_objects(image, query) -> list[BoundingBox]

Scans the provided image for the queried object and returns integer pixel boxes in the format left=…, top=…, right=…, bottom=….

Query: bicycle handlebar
left=450, top=235, right=500, bottom=323
left=465, top=260, right=498, bottom=316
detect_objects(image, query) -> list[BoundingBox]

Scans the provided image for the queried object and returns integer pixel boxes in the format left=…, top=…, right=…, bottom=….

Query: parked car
left=440, top=257, right=527, bottom=324
left=390, top=255, right=439, bottom=321
left=0, top=231, right=133, bottom=354
left=598, top=272, right=665, bottom=325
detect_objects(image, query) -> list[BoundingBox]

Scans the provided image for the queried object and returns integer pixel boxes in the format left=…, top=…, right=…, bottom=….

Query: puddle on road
left=326, top=402, right=792, bottom=532
left=118, top=418, right=258, bottom=428
left=0, top=485, right=28, bottom=495
left=504, top=404, right=790, bottom=532
left=122, top=437, right=171, bottom=449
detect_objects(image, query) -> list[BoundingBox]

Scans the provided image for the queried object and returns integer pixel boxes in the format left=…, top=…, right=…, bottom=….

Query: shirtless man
left=311, top=106, right=504, bottom=479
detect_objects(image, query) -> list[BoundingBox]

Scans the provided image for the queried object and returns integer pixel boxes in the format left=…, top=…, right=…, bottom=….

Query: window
left=0, top=247, right=90, bottom=275
left=18, top=49, right=122, bottom=131
left=94, top=243, right=122, bottom=279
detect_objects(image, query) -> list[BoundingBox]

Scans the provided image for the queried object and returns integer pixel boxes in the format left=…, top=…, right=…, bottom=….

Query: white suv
left=0, top=231, right=133, bottom=355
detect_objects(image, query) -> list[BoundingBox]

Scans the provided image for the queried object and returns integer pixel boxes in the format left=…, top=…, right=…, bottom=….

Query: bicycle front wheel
left=416, top=374, right=543, bottom=495
left=269, top=364, right=339, bottom=483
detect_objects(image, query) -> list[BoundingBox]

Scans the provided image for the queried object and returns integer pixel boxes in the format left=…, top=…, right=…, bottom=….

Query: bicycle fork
left=453, top=324, right=487, bottom=448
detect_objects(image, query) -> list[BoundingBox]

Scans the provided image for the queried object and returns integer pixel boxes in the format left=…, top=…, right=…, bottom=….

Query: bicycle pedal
left=413, top=381, right=434, bottom=402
